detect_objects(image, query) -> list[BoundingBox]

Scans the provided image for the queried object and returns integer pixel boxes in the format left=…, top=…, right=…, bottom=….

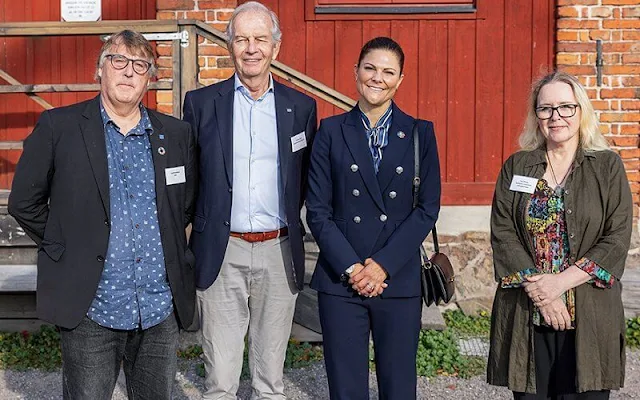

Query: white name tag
left=165, top=166, right=186, bottom=185
left=509, top=175, right=539, bottom=194
left=291, top=131, right=307, bottom=153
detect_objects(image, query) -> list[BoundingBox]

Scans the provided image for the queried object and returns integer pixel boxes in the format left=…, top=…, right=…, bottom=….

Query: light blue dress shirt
left=230, top=74, right=286, bottom=232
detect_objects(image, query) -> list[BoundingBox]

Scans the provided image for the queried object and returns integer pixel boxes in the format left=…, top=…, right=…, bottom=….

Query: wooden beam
left=0, top=141, right=23, bottom=150
left=0, top=69, right=53, bottom=110
left=172, top=40, right=182, bottom=119
left=0, top=264, right=37, bottom=292
left=0, top=82, right=172, bottom=93
left=0, top=20, right=179, bottom=37
left=179, top=25, right=199, bottom=118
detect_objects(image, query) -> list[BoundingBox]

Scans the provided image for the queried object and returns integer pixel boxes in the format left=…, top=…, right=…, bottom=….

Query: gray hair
left=95, top=29, right=157, bottom=81
left=226, top=1, right=282, bottom=46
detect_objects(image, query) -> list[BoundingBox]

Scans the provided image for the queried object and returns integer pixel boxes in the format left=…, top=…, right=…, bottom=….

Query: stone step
left=622, top=268, right=640, bottom=319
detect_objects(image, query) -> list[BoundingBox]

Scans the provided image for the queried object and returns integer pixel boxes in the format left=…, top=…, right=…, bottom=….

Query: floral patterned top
left=500, top=179, right=614, bottom=329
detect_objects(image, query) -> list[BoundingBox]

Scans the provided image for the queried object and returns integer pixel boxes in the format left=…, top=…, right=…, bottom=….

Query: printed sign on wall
left=61, top=0, right=101, bottom=22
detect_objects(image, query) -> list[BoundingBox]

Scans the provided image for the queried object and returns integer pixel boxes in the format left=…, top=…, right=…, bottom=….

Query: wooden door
left=252, top=0, right=556, bottom=205
left=0, top=0, right=157, bottom=188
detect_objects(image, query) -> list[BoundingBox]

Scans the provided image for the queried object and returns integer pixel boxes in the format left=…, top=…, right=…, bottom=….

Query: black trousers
left=513, top=326, right=610, bottom=400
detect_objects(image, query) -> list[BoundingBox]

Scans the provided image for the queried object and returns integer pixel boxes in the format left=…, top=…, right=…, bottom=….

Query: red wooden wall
left=0, top=0, right=156, bottom=188
left=252, top=0, right=556, bottom=205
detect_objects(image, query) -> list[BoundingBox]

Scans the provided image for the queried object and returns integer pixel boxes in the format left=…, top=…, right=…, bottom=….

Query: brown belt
left=230, top=227, right=288, bottom=243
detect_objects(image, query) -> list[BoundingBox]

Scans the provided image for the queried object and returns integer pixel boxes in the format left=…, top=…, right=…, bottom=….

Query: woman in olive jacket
left=488, top=71, right=632, bottom=399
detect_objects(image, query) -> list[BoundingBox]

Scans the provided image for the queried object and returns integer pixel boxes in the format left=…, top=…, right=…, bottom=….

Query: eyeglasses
left=535, top=104, right=580, bottom=120
left=105, top=54, right=152, bottom=75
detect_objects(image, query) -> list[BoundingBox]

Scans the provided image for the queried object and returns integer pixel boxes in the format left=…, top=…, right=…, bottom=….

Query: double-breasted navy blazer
left=8, top=96, right=197, bottom=329
left=306, top=103, right=441, bottom=297
left=183, top=76, right=317, bottom=290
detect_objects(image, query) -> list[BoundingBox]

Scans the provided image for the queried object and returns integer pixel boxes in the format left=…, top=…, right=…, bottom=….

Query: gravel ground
left=0, top=348, right=638, bottom=399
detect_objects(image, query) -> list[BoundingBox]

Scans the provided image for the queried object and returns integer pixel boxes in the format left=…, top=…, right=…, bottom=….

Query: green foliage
left=627, top=317, right=640, bottom=348
left=415, top=329, right=484, bottom=378
left=0, top=326, right=62, bottom=371
left=177, top=344, right=203, bottom=360
left=443, top=310, right=491, bottom=338
left=284, top=340, right=323, bottom=369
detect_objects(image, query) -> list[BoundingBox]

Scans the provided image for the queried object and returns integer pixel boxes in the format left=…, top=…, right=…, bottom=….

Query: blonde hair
left=518, top=71, right=609, bottom=151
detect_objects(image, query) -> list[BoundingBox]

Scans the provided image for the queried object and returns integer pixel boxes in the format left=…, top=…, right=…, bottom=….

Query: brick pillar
left=155, top=0, right=237, bottom=115
left=556, top=0, right=640, bottom=216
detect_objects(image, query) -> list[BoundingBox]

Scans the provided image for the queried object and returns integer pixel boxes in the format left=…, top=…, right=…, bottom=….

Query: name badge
left=509, top=175, right=538, bottom=194
left=291, top=131, right=307, bottom=153
left=165, top=166, right=186, bottom=185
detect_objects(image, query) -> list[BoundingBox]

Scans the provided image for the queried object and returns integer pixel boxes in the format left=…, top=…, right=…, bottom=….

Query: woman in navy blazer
left=306, top=37, right=441, bottom=399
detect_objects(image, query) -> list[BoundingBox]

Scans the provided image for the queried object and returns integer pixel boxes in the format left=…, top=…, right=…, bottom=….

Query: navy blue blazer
left=306, top=104, right=441, bottom=298
left=183, top=77, right=317, bottom=290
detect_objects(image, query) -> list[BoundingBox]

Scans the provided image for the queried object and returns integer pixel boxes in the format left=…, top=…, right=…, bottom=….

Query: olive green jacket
left=487, top=148, right=632, bottom=393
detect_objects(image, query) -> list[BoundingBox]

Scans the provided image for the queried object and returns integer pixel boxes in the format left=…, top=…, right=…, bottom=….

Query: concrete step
left=622, top=268, right=640, bottom=319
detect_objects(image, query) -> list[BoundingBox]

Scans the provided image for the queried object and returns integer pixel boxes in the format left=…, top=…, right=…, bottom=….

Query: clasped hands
left=523, top=273, right=571, bottom=331
left=349, top=258, right=388, bottom=297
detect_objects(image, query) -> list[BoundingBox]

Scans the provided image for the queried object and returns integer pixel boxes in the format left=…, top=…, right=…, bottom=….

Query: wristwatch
left=341, top=264, right=356, bottom=282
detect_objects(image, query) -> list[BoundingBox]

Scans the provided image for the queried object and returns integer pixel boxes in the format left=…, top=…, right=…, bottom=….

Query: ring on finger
left=366, top=283, right=374, bottom=290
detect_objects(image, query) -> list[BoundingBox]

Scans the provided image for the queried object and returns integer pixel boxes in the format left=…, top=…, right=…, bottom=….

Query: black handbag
left=412, top=121, right=455, bottom=307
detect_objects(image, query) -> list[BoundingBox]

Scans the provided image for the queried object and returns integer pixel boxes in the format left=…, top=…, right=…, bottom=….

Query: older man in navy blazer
left=182, top=2, right=317, bottom=399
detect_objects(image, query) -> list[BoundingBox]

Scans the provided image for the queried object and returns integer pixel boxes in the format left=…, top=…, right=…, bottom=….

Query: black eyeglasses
left=105, top=54, right=152, bottom=75
left=535, top=104, right=580, bottom=120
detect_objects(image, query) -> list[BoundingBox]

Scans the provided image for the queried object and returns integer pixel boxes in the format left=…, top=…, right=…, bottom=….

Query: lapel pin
left=286, top=108, right=292, bottom=113
left=397, top=131, right=406, bottom=139
left=350, top=164, right=359, bottom=172
left=158, top=147, right=166, bottom=156
left=159, top=134, right=165, bottom=140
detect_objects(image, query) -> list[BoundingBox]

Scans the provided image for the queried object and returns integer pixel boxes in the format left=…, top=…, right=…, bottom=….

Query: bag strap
left=412, top=121, right=440, bottom=254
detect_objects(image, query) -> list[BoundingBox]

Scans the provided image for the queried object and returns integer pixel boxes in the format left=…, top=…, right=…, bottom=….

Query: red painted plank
left=531, top=0, right=553, bottom=81
left=446, top=20, right=476, bottom=183
left=278, top=0, right=305, bottom=73
left=333, top=21, right=362, bottom=114
left=418, top=20, right=448, bottom=181
left=442, top=182, right=495, bottom=205
left=362, top=21, right=390, bottom=41
left=503, top=0, right=533, bottom=159
left=474, top=0, right=504, bottom=182
left=390, top=20, right=418, bottom=116
left=305, top=21, right=336, bottom=121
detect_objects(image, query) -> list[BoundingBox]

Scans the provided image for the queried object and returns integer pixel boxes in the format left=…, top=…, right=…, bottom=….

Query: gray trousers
left=198, top=236, right=298, bottom=400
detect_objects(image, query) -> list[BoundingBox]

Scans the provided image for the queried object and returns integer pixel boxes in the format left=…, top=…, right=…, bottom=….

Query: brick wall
left=557, top=0, right=640, bottom=215
left=155, top=0, right=237, bottom=115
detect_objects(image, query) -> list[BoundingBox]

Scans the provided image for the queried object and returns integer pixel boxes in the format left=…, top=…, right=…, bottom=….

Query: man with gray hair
left=9, top=30, right=196, bottom=399
left=183, top=1, right=317, bottom=399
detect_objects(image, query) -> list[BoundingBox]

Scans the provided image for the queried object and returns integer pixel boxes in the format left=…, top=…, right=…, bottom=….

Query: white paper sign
left=291, top=131, right=307, bottom=153
left=165, top=166, right=186, bottom=186
left=61, top=0, right=101, bottom=22
left=509, top=175, right=539, bottom=194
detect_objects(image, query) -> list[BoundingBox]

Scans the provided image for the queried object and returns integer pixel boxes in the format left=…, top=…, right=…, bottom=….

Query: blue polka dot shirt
left=87, top=100, right=173, bottom=330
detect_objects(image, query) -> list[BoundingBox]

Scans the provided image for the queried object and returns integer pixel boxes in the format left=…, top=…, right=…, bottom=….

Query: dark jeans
left=513, top=326, right=610, bottom=400
left=59, top=313, right=179, bottom=400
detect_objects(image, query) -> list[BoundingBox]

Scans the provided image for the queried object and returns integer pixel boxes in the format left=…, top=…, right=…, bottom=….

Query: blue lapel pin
left=159, top=134, right=165, bottom=140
